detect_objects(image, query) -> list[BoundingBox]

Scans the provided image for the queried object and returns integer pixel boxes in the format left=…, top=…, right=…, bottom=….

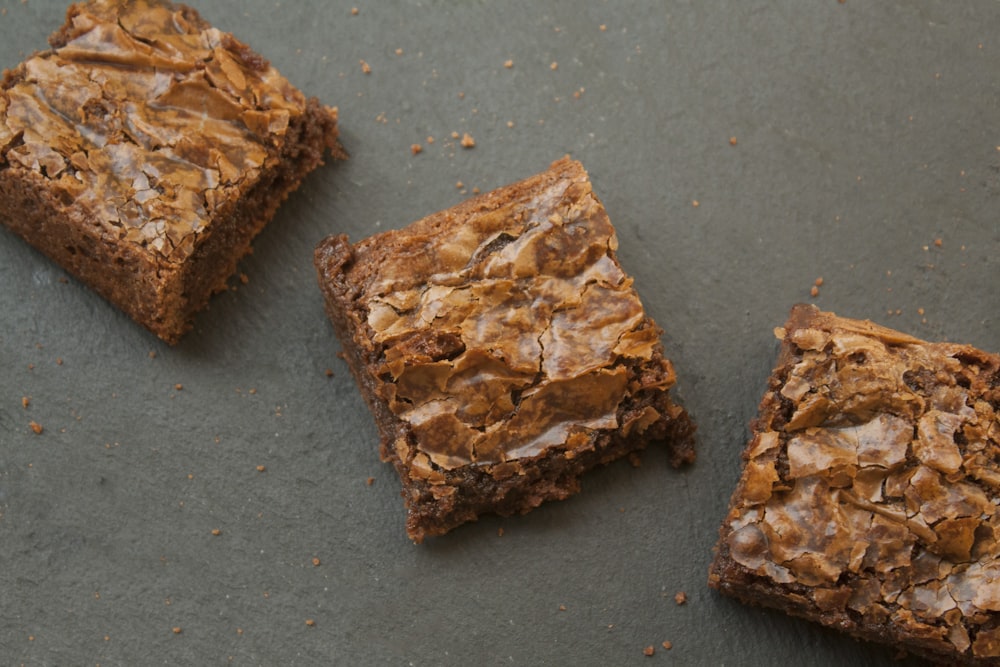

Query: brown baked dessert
left=710, top=304, right=1000, bottom=665
left=0, top=0, right=344, bottom=343
left=314, top=157, right=696, bottom=542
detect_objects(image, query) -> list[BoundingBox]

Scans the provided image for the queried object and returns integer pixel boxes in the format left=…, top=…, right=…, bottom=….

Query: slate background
left=1, top=1, right=998, bottom=664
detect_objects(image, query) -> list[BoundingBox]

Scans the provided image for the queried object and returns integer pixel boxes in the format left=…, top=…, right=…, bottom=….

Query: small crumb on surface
left=256, top=465, right=266, bottom=473
left=174, top=383, right=183, bottom=391
left=324, top=368, right=334, bottom=377
left=366, top=476, right=375, bottom=486
left=22, top=396, right=30, bottom=409
left=691, top=200, right=699, bottom=208
left=360, top=59, right=371, bottom=74
left=172, top=627, right=182, bottom=635
left=460, top=133, right=476, bottom=148
left=211, top=528, right=222, bottom=536
left=305, top=619, right=316, bottom=627
left=810, top=286, right=819, bottom=297
left=504, top=59, right=513, bottom=68
left=395, top=48, right=403, bottom=55
left=550, top=61, right=558, bottom=70
left=814, top=277, right=824, bottom=286
left=600, top=24, right=607, bottom=31
left=729, top=136, right=738, bottom=145
left=934, top=237, right=943, bottom=247
left=410, top=143, right=422, bottom=155
left=674, top=591, right=687, bottom=605
left=558, top=604, right=567, bottom=611
left=662, top=641, right=673, bottom=650
left=351, top=7, right=359, bottom=15
left=312, top=557, right=321, bottom=566
left=239, top=273, right=249, bottom=285
left=643, top=646, right=655, bottom=657
left=497, top=527, right=504, bottom=537
left=29, top=421, right=43, bottom=435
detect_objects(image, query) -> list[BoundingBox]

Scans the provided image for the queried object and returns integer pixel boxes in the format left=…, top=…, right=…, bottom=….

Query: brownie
left=0, top=0, right=344, bottom=343
left=709, top=304, right=1000, bottom=665
left=314, top=157, right=696, bottom=542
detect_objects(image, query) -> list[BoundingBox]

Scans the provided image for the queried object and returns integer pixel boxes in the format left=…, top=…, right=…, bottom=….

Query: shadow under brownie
left=710, top=304, right=1000, bottom=665
left=0, top=0, right=344, bottom=343
left=315, top=157, right=696, bottom=542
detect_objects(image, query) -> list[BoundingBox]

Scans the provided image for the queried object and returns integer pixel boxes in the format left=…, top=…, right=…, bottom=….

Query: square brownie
left=710, top=304, right=1000, bottom=665
left=314, top=157, right=695, bottom=542
left=0, top=0, right=344, bottom=343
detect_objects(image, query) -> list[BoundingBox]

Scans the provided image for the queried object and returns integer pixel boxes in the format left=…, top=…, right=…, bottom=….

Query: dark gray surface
left=1, top=0, right=998, bottom=664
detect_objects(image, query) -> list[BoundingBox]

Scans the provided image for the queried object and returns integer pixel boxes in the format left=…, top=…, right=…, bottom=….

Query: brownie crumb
left=558, top=604, right=567, bottom=611
left=662, top=641, right=673, bottom=650
left=497, top=527, right=504, bottom=537
left=211, top=528, right=222, bottom=536
left=366, top=476, right=375, bottom=486
left=174, top=383, right=183, bottom=391
left=172, top=627, right=182, bottom=635
left=674, top=591, right=687, bottom=605
left=643, top=645, right=655, bottom=657
left=29, top=421, right=43, bottom=435
left=351, top=7, right=359, bottom=15
left=410, top=144, right=423, bottom=155
left=504, top=59, right=513, bottom=68
left=305, top=619, right=316, bottom=627
left=460, top=133, right=476, bottom=148
left=692, top=200, right=700, bottom=208
left=360, top=59, right=371, bottom=74
left=324, top=368, right=334, bottom=377
left=256, top=465, right=266, bottom=473
left=550, top=61, right=558, bottom=70
left=21, top=396, right=30, bottom=409
left=810, top=285, right=819, bottom=297
left=729, top=136, right=738, bottom=146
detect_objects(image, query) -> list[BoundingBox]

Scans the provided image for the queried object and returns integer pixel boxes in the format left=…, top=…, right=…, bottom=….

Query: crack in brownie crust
left=0, top=0, right=344, bottom=343
left=315, top=157, right=695, bottom=542
left=710, top=304, right=1000, bottom=665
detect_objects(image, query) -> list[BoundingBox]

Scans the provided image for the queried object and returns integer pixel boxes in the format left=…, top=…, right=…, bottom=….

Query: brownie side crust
left=315, top=157, right=695, bottom=542
left=0, top=0, right=344, bottom=343
left=709, top=304, right=1000, bottom=665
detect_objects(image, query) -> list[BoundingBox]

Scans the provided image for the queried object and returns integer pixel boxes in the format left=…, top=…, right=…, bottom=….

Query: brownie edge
left=315, top=157, right=695, bottom=542
left=709, top=304, right=1000, bottom=665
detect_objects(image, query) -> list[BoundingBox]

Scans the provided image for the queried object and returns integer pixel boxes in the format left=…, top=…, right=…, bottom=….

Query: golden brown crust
left=710, top=304, right=1000, bottom=665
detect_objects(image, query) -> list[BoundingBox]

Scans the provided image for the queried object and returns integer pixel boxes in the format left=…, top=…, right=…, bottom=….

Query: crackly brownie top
left=348, top=158, right=672, bottom=477
left=724, top=304, right=1000, bottom=659
left=0, top=0, right=310, bottom=263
